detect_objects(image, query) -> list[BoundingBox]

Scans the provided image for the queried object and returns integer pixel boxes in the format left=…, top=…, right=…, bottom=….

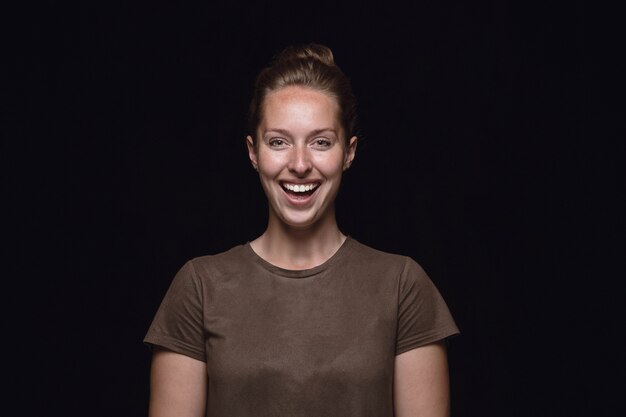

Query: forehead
left=265, top=85, right=337, bottom=103
left=261, top=86, right=341, bottom=128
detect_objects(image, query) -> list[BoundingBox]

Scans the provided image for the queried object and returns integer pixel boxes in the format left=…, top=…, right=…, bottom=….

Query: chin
left=272, top=206, right=326, bottom=230
left=279, top=215, right=320, bottom=230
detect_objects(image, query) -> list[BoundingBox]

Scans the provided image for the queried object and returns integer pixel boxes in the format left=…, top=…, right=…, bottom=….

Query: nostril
left=288, top=160, right=313, bottom=173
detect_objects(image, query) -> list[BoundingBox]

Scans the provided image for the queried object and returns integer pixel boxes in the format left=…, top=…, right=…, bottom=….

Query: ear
left=343, top=136, right=358, bottom=171
left=246, top=135, right=258, bottom=171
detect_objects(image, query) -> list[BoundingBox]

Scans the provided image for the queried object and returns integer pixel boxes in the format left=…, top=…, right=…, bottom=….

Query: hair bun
left=274, top=43, right=336, bottom=67
left=248, top=42, right=357, bottom=140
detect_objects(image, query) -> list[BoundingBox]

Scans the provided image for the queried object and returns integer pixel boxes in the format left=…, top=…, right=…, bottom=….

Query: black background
left=5, top=1, right=623, bottom=416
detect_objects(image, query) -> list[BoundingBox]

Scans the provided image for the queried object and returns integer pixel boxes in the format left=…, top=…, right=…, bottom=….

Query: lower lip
left=281, top=186, right=320, bottom=207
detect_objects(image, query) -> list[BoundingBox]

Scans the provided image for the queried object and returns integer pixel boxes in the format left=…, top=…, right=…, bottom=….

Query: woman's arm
left=149, top=347, right=207, bottom=417
left=393, top=342, right=450, bottom=417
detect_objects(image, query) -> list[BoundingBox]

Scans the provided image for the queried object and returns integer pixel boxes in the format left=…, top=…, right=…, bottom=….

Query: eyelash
left=267, top=138, right=333, bottom=148
left=314, top=139, right=331, bottom=147
left=268, top=138, right=286, bottom=147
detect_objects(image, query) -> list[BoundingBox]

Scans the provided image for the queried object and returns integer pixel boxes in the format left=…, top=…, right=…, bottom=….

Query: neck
left=250, top=209, right=346, bottom=270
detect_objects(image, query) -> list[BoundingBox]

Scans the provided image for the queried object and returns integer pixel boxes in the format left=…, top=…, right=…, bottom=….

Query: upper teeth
left=284, top=183, right=318, bottom=192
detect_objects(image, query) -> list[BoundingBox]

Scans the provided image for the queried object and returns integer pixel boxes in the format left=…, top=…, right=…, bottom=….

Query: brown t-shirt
left=144, top=237, right=459, bottom=416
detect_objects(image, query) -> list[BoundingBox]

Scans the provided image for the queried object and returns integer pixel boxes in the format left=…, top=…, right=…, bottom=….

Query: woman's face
left=247, top=86, right=357, bottom=230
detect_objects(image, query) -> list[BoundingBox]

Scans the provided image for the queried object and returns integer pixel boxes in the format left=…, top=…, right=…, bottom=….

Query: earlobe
left=343, top=136, right=358, bottom=171
left=246, top=135, right=259, bottom=171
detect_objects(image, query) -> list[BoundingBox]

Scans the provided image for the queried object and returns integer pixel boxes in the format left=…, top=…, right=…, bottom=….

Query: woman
left=145, top=43, right=459, bottom=417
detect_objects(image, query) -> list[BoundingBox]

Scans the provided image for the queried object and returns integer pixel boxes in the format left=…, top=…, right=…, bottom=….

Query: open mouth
left=280, top=182, right=320, bottom=198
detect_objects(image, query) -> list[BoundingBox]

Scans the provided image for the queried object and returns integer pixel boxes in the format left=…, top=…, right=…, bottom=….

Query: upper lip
left=279, top=180, right=322, bottom=185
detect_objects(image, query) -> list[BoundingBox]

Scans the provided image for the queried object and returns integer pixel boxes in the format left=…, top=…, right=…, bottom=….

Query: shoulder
left=346, top=237, right=405, bottom=262
left=345, top=238, right=422, bottom=280
left=177, top=244, right=252, bottom=282
left=189, top=243, right=250, bottom=269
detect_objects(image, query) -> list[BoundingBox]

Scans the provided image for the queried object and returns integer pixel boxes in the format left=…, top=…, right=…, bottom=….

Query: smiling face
left=247, top=86, right=357, bottom=231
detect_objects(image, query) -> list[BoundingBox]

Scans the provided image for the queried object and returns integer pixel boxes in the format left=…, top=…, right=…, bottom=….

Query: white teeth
left=283, top=183, right=318, bottom=193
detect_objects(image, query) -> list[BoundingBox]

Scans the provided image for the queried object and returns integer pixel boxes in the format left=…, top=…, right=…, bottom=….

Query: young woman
left=145, top=43, right=459, bottom=417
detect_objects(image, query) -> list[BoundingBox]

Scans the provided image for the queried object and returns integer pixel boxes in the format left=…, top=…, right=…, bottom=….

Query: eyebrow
left=263, top=128, right=337, bottom=137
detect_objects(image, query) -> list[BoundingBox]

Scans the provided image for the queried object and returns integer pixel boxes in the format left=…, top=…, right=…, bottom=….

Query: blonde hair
left=247, top=43, right=357, bottom=143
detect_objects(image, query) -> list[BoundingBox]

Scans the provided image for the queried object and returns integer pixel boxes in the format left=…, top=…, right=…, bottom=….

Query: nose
left=287, top=145, right=313, bottom=176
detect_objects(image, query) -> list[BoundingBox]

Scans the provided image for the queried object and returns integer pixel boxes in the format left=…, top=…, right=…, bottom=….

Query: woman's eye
left=269, top=138, right=286, bottom=147
left=314, top=139, right=331, bottom=147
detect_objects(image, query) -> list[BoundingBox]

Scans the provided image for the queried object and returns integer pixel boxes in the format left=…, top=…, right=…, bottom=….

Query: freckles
left=258, top=154, right=288, bottom=177
left=312, top=152, right=344, bottom=172
left=266, top=153, right=287, bottom=167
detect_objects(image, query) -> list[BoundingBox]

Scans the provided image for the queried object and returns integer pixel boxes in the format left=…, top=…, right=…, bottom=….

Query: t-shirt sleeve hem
left=395, top=327, right=460, bottom=356
left=143, top=333, right=206, bottom=363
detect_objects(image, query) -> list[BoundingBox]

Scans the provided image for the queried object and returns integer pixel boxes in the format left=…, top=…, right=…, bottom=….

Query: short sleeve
left=396, top=257, right=460, bottom=355
left=143, top=260, right=206, bottom=362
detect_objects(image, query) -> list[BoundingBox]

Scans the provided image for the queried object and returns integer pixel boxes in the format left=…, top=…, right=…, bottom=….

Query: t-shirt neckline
left=244, top=236, right=354, bottom=279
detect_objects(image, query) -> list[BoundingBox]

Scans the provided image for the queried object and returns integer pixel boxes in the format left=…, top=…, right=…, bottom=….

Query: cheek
left=258, top=153, right=285, bottom=178
left=313, top=154, right=345, bottom=177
